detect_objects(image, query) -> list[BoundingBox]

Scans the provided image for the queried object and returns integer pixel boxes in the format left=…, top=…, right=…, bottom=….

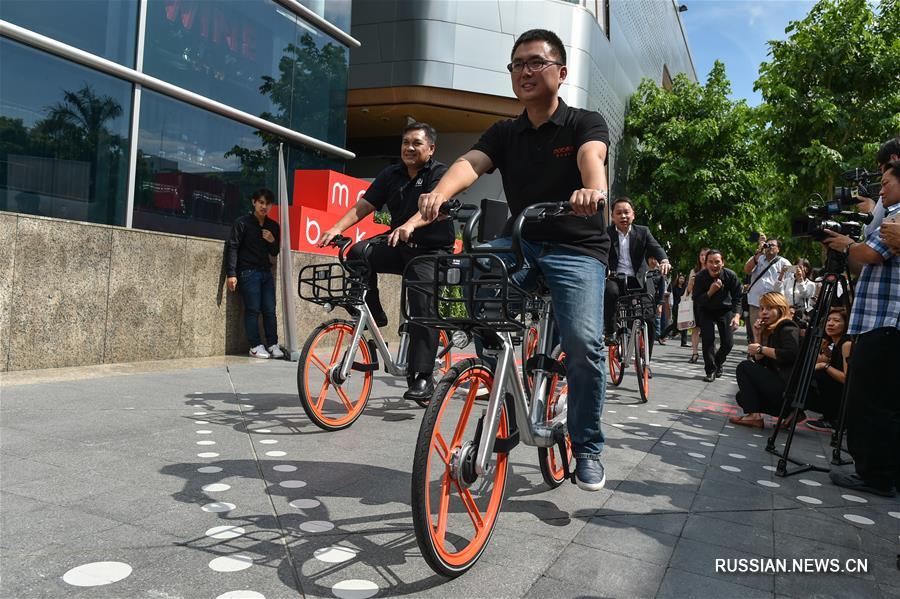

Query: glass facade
left=0, top=38, right=133, bottom=225
left=0, top=0, right=352, bottom=237
left=144, top=0, right=348, bottom=147
left=0, top=0, right=138, bottom=66
left=134, top=89, right=339, bottom=239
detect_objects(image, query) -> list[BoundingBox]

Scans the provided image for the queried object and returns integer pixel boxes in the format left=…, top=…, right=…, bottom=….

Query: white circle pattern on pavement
left=273, top=465, right=297, bottom=472
left=198, top=466, right=223, bottom=474
left=259, top=439, right=278, bottom=445
left=300, top=520, right=334, bottom=533
left=254, top=429, right=272, bottom=433
left=843, top=514, right=874, bottom=525
left=63, top=562, right=132, bottom=587
left=889, top=512, right=900, bottom=520
left=728, top=453, right=746, bottom=459
left=280, top=480, right=307, bottom=489
left=201, top=502, right=235, bottom=513
left=196, top=430, right=213, bottom=434
left=202, top=483, right=231, bottom=493
left=289, top=498, right=321, bottom=509
left=841, top=495, right=868, bottom=503
left=797, top=496, right=822, bottom=505
left=196, top=440, right=216, bottom=446
left=757, top=480, right=780, bottom=488
left=332, top=579, right=378, bottom=599
left=315, top=546, right=358, bottom=564
left=799, top=479, right=822, bottom=487
left=193, top=411, right=208, bottom=415
left=762, top=465, right=777, bottom=472
left=265, top=451, right=287, bottom=457
left=720, top=465, right=741, bottom=472
left=198, top=452, right=220, bottom=458
left=700, top=442, right=715, bottom=447
left=217, top=592, right=265, bottom=599
left=687, top=452, right=705, bottom=459
left=195, top=421, right=209, bottom=425
left=661, top=441, right=676, bottom=446
left=206, top=525, right=246, bottom=540
left=209, top=555, right=253, bottom=572
left=627, top=416, right=638, bottom=420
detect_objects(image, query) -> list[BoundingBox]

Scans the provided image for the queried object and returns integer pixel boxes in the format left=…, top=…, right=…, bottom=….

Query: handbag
left=677, top=296, right=695, bottom=330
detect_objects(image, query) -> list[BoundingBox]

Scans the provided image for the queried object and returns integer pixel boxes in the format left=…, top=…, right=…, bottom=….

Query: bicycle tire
left=635, top=327, right=650, bottom=403
left=297, top=319, right=373, bottom=431
left=411, top=358, right=509, bottom=577
left=538, top=346, right=572, bottom=488
left=608, top=331, right=626, bottom=386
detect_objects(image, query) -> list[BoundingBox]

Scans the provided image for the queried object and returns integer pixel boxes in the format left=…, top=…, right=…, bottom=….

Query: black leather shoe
left=404, top=373, right=435, bottom=401
left=714, top=366, right=723, bottom=379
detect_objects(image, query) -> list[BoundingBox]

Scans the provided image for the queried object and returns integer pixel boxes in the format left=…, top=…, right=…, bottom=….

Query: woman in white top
left=684, top=247, right=710, bottom=363
left=774, top=258, right=815, bottom=314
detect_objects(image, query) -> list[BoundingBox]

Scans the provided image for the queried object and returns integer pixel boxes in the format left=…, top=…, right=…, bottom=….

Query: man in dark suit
left=604, top=197, right=670, bottom=359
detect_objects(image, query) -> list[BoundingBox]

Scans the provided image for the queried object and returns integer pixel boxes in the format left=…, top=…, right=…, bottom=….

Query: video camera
left=833, top=167, right=882, bottom=206
left=791, top=202, right=872, bottom=242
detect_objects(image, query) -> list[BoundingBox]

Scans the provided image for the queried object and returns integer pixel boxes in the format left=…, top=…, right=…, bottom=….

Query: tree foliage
left=623, top=61, right=781, bottom=274
left=754, top=0, right=900, bottom=206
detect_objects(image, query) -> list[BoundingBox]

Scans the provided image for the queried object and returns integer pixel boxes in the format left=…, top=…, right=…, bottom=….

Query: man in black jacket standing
left=226, top=188, right=282, bottom=359
left=692, top=249, right=742, bottom=382
left=604, top=197, right=670, bottom=355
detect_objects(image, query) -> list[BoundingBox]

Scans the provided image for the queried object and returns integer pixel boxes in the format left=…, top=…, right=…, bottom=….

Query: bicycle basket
left=616, top=292, right=656, bottom=321
left=400, top=253, right=534, bottom=332
left=297, top=262, right=366, bottom=306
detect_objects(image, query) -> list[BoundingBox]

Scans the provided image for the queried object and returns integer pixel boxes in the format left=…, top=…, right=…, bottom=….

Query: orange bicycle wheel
left=412, top=359, right=509, bottom=577
left=635, top=329, right=650, bottom=403
left=538, top=348, right=572, bottom=488
left=297, top=319, right=373, bottom=431
left=608, top=336, right=625, bottom=386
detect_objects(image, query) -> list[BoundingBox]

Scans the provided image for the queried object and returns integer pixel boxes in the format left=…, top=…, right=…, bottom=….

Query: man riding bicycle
left=418, top=29, right=611, bottom=491
left=603, top=196, right=670, bottom=359
left=319, top=122, right=452, bottom=402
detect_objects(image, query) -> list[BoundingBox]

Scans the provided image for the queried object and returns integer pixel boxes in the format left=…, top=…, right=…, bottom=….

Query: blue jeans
left=238, top=268, right=277, bottom=348
left=476, top=239, right=607, bottom=456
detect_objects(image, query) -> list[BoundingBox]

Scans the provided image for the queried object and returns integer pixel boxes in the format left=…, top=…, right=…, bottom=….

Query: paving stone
left=544, top=542, right=667, bottom=597
left=656, top=566, right=773, bottom=599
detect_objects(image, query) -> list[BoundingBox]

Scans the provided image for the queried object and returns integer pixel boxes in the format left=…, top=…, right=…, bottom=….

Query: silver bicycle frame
left=336, top=302, right=409, bottom=381
left=475, top=302, right=564, bottom=476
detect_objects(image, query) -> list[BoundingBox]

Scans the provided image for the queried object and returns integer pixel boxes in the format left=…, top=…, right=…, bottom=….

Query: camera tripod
left=766, top=248, right=854, bottom=476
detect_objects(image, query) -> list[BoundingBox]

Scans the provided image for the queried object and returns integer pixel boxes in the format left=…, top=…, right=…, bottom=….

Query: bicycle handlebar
left=508, top=201, right=575, bottom=273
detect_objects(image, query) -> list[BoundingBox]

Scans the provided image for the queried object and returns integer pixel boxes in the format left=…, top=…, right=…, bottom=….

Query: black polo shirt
left=362, top=159, right=453, bottom=248
left=225, top=213, right=280, bottom=277
left=472, top=99, right=611, bottom=264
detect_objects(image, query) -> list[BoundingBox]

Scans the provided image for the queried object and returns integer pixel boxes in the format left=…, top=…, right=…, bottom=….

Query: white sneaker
left=249, top=344, right=270, bottom=359
left=267, top=344, right=284, bottom=359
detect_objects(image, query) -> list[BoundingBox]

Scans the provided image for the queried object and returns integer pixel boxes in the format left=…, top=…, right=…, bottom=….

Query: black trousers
left=347, top=240, right=445, bottom=375
left=605, top=277, right=657, bottom=359
left=697, top=308, right=734, bottom=375
left=845, top=327, right=900, bottom=490
left=735, top=360, right=785, bottom=416
left=806, top=371, right=842, bottom=423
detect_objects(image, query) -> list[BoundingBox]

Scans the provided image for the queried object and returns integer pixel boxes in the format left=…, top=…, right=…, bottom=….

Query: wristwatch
left=756, top=345, right=764, bottom=355
left=844, top=242, right=856, bottom=256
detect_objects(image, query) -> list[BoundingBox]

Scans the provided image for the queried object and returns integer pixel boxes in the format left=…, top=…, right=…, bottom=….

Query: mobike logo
left=298, top=206, right=388, bottom=256
left=553, top=145, right=575, bottom=158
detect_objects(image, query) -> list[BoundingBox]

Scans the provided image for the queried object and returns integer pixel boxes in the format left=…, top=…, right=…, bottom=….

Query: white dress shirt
left=747, top=255, right=792, bottom=307
left=616, top=226, right=634, bottom=276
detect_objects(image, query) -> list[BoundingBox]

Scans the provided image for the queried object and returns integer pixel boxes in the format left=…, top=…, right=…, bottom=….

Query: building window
left=0, top=39, right=132, bottom=225
left=133, top=90, right=339, bottom=239
left=143, top=0, right=349, bottom=147
left=0, top=0, right=138, bottom=66
left=603, top=0, right=611, bottom=39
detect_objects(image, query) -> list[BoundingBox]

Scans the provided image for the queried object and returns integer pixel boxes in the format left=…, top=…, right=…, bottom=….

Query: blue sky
left=680, top=0, right=816, bottom=106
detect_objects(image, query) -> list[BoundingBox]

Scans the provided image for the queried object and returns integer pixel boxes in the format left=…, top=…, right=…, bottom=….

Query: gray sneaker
left=574, top=454, right=606, bottom=491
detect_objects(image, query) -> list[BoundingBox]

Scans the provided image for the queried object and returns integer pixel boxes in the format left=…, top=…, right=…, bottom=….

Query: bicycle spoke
left=315, top=380, right=330, bottom=410
left=335, top=385, right=354, bottom=411
left=330, top=330, right=345, bottom=363
left=434, top=473, right=452, bottom=547
left=310, top=353, right=329, bottom=373
left=454, top=480, right=484, bottom=532
left=451, top=389, right=476, bottom=448
left=433, top=433, right=451, bottom=465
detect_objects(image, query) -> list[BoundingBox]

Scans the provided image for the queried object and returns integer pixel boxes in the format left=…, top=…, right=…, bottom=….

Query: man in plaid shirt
left=823, top=159, right=900, bottom=497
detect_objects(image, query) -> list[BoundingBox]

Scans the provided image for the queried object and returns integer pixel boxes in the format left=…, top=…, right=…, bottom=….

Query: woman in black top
left=730, top=291, right=800, bottom=428
left=805, top=309, right=852, bottom=431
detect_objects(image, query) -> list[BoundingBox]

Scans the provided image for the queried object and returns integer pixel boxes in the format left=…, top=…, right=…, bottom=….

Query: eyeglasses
left=506, top=58, right=563, bottom=73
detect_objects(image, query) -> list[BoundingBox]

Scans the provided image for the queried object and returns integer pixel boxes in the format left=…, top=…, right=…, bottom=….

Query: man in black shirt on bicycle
left=692, top=249, right=742, bottom=382
left=419, top=29, right=611, bottom=492
left=319, top=122, right=452, bottom=401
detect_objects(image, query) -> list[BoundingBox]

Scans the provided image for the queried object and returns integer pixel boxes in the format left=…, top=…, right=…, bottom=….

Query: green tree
left=623, top=61, right=781, bottom=273
left=754, top=0, right=900, bottom=208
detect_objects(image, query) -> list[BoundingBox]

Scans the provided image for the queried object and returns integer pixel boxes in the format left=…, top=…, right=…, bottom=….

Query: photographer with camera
left=856, top=137, right=899, bottom=237
left=774, top=258, right=815, bottom=320
left=743, top=237, right=791, bottom=343
left=821, top=159, right=900, bottom=497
